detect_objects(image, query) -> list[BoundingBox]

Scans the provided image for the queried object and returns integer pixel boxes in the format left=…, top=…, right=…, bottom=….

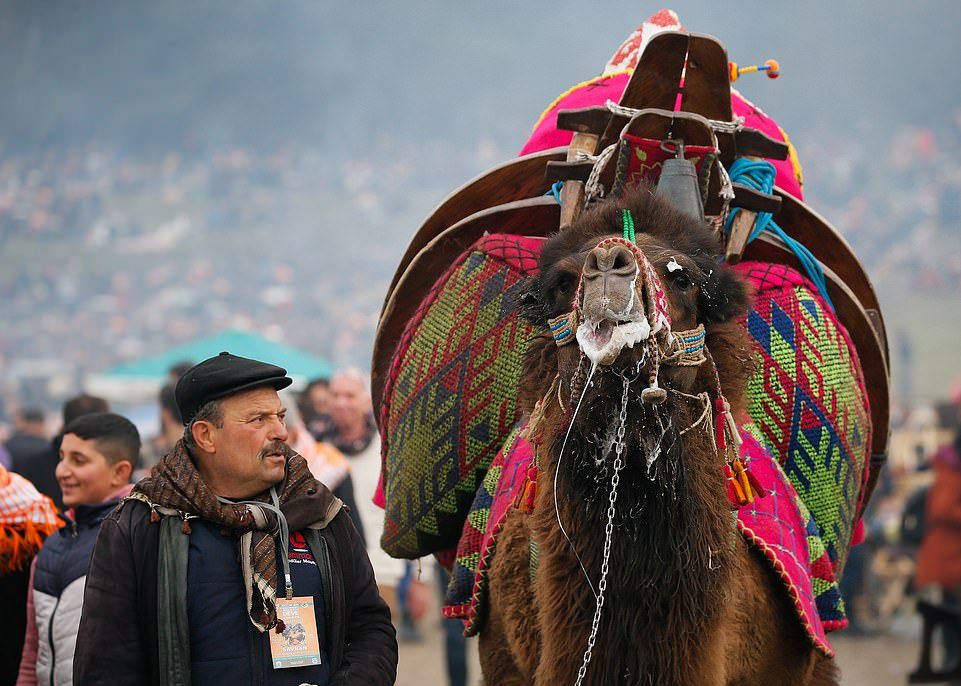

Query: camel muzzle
left=575, top=242, right=651, bottom=366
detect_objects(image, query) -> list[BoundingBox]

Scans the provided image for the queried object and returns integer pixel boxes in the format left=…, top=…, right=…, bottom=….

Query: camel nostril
left=585, top=244, right=637, bottom=275
left=585, top=251, right=601, bottom=274
left=612, top=248, right=632, bottom=271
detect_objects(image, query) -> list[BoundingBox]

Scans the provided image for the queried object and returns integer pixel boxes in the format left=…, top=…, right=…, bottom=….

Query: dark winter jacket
left=73, top=484, right=396, bottom=686
left=18, top=500, right=118, bottom=685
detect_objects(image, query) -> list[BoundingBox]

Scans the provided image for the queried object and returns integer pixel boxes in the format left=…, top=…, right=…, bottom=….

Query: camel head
left=520, top=185, right=751, bottom=403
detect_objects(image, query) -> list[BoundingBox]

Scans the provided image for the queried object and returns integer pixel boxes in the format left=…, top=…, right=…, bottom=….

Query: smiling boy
left=17, top=412, right=138, bottom=686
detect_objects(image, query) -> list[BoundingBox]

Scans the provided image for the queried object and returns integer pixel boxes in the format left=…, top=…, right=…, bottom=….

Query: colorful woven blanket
left=443, top=423, right=839, bottom=656
left=379, top=234, right=543, bottom=558
left=738, top=262, right=871, bottom=582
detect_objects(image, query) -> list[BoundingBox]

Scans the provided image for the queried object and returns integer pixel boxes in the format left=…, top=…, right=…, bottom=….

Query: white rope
left=574, top=143, right=617, bottom=201
left=554, top=361, right=600, bottom=601
left=672, top=390, right=712, bottom=436
left=606, top=99, right=745, bottom=136
left=605, top=99, right=641, bottom=119
left=707, top=115, right=745, bottom=134
left=717, top=158, right=736, bottom=201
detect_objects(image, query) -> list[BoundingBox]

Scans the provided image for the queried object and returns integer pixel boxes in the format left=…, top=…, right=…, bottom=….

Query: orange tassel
left=514, top=466, right=539, bottom=513
left=181, top=519, right=192, bottom=535
left=149, top=510, right=161, bottom=523
left=731, top=458, right=755, bottom=505
left=724, top=463, right=746, bottom=508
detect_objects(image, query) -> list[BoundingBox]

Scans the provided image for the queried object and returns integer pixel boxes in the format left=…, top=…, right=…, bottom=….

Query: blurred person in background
left=166, top=360, right=194, bottom=384
left=301, top=377, right=334, bottom=441
left=7, top=408, right=55, bottom=509
left=136, top=384, right=183, bottom=480
left=12, top=396, right=109, bottom=512
left=17, top=412, right=138, bottom=686
left=915, top=424, right=961, bottom=678
left=0, top=464, right=60, bottom=685
left=280, top=390, right=363, bottom=541
left=323, top=370, right=406, bottom=616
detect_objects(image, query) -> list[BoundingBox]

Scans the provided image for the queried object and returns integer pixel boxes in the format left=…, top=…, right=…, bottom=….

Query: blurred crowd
left=0, top=362, right=469, bottom=686
left=0, top=136, right=506, bottom=400
left=2, top=113, right=959, bottom=410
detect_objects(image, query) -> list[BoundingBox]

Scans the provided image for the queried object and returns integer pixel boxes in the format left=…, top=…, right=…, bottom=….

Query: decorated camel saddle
left=373, top=10, right=889, bottom=684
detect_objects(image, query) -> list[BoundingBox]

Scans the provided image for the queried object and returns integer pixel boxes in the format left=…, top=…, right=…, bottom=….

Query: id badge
left=268, top=596, right=322, bottom=669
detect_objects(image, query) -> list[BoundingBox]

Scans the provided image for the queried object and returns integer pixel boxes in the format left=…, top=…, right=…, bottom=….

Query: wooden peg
left=725, top=209, right=756, bottom=265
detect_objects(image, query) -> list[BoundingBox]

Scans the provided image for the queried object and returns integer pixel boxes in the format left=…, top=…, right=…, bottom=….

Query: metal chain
left=574, top=375, right=629, bottom=686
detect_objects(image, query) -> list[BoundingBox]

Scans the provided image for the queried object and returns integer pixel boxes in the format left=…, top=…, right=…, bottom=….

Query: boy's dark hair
left=62, top=412, right=141, bottom=466
left=62, top=394, right=109, bottom=426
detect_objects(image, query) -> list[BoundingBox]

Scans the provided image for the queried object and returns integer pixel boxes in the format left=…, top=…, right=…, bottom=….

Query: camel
left=480, top=185, right=840, bottom=686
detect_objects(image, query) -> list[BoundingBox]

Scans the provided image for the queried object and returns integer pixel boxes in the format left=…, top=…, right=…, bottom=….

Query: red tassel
left=149, top=510, right=161, bottom=524
left=181, top=519, right=192, bottom=535
left=274, top=619, right=286, bottom=634
left=714, top=398, right=728, bottom=453
left=745, top=467, right=768, bottom=499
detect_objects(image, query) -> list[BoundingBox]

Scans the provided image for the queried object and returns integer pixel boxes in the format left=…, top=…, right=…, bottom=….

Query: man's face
left=329, top=376, right=369, bottom=429
left=57, top=433, right=126, bottom=507
left=308, top=384, right=331, bottom=415
left=206, top=387, right=289, bottom=497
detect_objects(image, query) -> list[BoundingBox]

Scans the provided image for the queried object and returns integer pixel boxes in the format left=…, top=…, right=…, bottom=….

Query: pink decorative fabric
left=519, top=10, right=804, bottom=200
left=444, top=422, right=833, bottom=655
left=735, top=428, right=833, bottom=655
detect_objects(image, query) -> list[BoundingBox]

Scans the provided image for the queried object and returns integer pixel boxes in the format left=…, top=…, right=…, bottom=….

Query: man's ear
left=191, top=420, right=217, bottom=454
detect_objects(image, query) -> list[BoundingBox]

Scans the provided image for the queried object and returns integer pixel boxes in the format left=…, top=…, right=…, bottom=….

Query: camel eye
left=671, top=273, right=693, bottom=291
left=554, top=273, right=575, bottom=300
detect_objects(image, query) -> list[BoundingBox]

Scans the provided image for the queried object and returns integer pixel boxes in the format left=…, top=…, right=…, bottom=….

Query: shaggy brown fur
left=482, top=187, right=840, bottom=685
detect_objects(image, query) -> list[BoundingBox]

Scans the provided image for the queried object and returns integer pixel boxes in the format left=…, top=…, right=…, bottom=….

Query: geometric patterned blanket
left=379, top=234, right=543, bottom=559
left=442, top=423, right=839, bottom=656
left=738, top=261, right=871, bottom=585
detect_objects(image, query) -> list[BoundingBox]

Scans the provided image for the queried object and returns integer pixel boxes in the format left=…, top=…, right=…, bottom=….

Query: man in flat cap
left=74, top=353, right=397, bottom=686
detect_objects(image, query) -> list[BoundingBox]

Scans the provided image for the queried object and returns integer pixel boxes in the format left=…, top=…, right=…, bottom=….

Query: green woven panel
left=380, top=234, right=542, bottom=558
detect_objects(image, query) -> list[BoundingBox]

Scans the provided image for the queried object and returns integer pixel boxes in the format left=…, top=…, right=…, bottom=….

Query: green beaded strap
left=622, top=209, right=636, bottom=243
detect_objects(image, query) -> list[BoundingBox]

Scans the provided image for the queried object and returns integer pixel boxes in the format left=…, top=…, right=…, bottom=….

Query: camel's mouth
left=575, top=315, right=651, bottom=366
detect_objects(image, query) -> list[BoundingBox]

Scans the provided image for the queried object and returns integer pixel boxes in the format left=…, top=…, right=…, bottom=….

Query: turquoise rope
left=545, top=181, right=564, bottom=204
left=724, top=158, right=835, bottom=311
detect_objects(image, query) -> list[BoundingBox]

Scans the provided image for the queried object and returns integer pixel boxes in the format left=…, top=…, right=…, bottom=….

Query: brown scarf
left=134, top=440, right=319, bottom=632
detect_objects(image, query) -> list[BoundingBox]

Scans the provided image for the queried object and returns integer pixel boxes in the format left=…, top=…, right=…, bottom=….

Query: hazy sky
left=1, top=1, right=958, bottom=154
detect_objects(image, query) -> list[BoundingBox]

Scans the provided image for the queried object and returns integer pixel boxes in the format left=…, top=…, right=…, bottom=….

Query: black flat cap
left=175, top=352, right=292, bottom=424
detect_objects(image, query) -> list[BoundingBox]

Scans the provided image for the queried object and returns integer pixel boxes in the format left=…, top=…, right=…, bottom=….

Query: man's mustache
left=259, top=441, right=289, bottom=460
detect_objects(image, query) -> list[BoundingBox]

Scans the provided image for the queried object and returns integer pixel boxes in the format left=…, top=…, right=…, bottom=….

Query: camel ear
left=697, top=258, right=749, bottom=324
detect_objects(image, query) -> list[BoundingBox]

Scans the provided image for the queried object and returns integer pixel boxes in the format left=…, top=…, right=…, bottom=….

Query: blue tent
left=88, top=329, right=332, bottom=400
